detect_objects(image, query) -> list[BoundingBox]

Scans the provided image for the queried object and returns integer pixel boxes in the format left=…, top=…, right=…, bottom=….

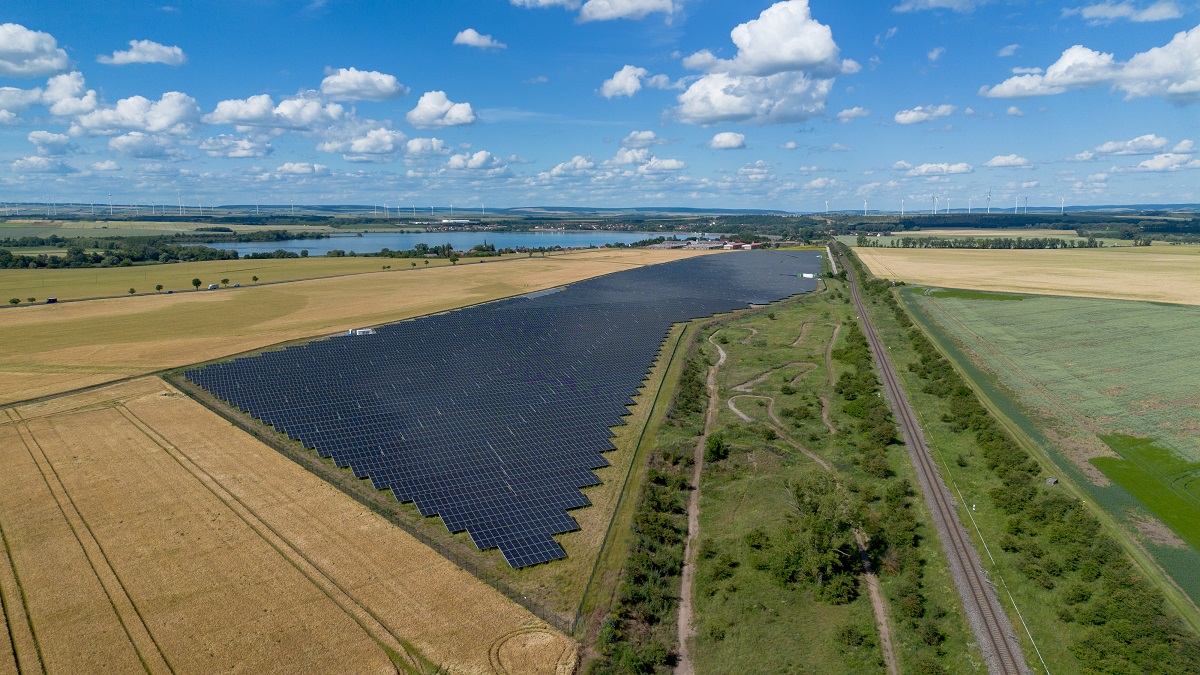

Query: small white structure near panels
left=347, top=327, right=377, bottom=336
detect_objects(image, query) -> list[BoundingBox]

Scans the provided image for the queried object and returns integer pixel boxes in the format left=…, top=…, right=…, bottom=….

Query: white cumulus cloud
left=72, top=91, right=200, bottom=135
left=200, top=134, right=273, bottom=158
left=12, top=156, right=75, bottom=173
left=1062, top=1, right=1182, bottom=24
left=998, top=44, right=1020, bottom=57
left=674, top=1, right=855, bottom=126
left=621, top=130, right=664, bottom=148
left=981, top=25, right=1200, bottom=102
left=510, top=0, right=675, bottom=22
left=447, top=149, right=505, bottom=171
left=27, top=130, right=73, bottom=156
left=320, top=67, right=407, bottom=101
left=984, top=154, right=1031, bottom=167
left=906, top=162, right=973, bottom=175
left=406, top=91, right=476, bottom=128
left=97, top=39, right=187, bottom=66
left=894, top=104, right=956, bottom=124
left=90, top=160, right=120, bottom=171
left=837, top=106, right=870, bottom=123
left=318, top=126, right=407, bottom=162
left=1095, top=133, right=1169, bottom=154
left=454, top=28, right=507, bottom=49
left=109, top=131, right=184, bottom=159
left=42, top=72, right=99, bottom=116
left=276, top=162, right=328, bottom=175
left=1123, top=152, right=1200, bottom=171
left=708, top=131, right=746, bottom=149
left=405, top=137, right=449, bottom=157
left=0, top=24, right=69, bottom=77
left=205, top=92, right=344, bottom=130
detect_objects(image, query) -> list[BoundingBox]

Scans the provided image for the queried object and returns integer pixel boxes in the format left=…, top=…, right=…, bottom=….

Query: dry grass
left=1, top=377, right=577, bottom=674
left=1, top=251, right=488, bottom=301
left=855, top=245, right=1200, bottom=305
left=0, top=249, right=712, bottom=405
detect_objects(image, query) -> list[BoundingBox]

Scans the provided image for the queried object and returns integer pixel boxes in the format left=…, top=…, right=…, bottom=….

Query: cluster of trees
left=0, top=242, right=238, bottom=269
left=846, top=245, right=1200, bottom=672
left=833, top=318, right=897, bottom=478
left=773, top=469, right=862, bottom=603
left=858, top=236, right=1103, bottom=249
left=592, top=355, right=706, bottom=674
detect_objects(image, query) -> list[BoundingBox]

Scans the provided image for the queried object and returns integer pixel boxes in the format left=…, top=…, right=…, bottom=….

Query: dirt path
left=824, top=324, right=842, bottom=386
left=732, top=361, right=815, bottom=393
left=675, top=332, right=726, bottom=675
left=791, top=321, right=813, bottom=347
left=820, top=395, right=838, bottom=435
left=739, top=327, right=758, bottom=345
left=724, top=394, right=896, bottom=674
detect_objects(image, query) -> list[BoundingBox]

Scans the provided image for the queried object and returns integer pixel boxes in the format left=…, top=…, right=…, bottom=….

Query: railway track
left=839, top=250, right=1028, bottom=675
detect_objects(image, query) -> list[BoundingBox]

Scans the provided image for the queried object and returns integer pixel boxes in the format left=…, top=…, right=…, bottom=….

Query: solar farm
left=187, top=251, right=820, bottom=568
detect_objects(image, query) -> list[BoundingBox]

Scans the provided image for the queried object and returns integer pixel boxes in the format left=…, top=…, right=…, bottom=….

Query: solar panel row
left=186, top=250, right=822, bottom=568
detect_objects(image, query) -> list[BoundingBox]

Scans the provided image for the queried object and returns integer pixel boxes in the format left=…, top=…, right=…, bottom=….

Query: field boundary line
left=115, top=403, right=430, bottom=674
left=0, top=480, right=42, bottom=675
left=12, top=419, right=171, bottom=674
left=572, top=324, right=690, bottom=635
left=900, top=290, right=1200, bottom=634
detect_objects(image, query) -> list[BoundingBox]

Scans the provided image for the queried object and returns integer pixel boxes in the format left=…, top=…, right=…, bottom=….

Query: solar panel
left=187, top=251, right=821, bottom=567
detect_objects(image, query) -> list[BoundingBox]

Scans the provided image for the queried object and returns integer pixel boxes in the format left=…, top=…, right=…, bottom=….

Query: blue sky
left=1, top=0, right=1198, bottom=211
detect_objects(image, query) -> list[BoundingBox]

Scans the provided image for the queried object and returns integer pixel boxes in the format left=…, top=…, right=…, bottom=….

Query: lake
left=206, top=230, right=682, bottom=257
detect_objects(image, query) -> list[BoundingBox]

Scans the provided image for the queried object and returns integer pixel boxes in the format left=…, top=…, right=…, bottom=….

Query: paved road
left=839, top=250, right=1028, bottom=675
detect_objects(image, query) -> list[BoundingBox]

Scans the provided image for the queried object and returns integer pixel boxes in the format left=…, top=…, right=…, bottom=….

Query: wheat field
left=0, top=377, right=577, bottom=674
left=854, top=245, right=1200, bottom=306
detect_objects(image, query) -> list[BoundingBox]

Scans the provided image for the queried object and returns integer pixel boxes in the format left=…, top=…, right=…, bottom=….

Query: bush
left=704, top=434, right=729, bottom=462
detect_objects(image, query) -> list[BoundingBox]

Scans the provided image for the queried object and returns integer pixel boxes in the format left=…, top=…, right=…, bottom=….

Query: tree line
left=858, top=236, right=1104, bottom=249
left=841, top=242, right=1200, bottom=673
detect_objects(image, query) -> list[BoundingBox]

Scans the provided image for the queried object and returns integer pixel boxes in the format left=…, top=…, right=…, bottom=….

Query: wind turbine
left=968, top=197, right=972, bottom=214
left=177, top=191, right=182, bottom=216
left=933, top=194, right=938, bottom=214
left=1024, top=196, right=1029, bottom=214
left=946, top=197, right=951, bottom=213
left=901, top=198, right=905, bottom=218
left=108, top=193, right=113, bottom=216
left=1014, top=195, right=1019, bottom=214
left=863, top=199, right=868, bottom=216
left=824, top=200, right=829, bottom=215
left=986, top=190, right=992, bottom=215
left=1061, top=197, right=1065, bottom=215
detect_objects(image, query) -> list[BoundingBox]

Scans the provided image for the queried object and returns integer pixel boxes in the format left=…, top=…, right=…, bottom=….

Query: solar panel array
left=186, top=251, right=821, bottom=568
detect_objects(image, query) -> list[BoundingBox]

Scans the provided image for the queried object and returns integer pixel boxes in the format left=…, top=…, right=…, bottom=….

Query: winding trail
left=739, top=327, right=758, bottom=345
left=675, top=331, right=726, bottom=675
left=725, top=389, right=896, bottom=675
left=790, top=321, right=813, bottom=347
left=839, top=250, right=1027, bottom=674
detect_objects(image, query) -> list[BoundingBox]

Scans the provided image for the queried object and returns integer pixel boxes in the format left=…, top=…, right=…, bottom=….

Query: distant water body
left=206, top=230, right=679, bottom=257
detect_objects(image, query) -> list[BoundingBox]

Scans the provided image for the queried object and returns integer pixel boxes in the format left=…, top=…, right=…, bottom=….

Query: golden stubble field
left=0, top=249, right=712, bottom=405
left=854, top=245, right=1200, bottom=305
left=0, top=377, right=577, bottom=674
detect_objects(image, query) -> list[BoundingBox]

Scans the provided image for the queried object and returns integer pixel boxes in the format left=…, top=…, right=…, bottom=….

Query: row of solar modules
left=187, top=251, right=822, bottom=567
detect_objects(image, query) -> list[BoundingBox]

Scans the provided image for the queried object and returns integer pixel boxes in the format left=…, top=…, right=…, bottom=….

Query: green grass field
left=688, top=290, right=983, bottom=674
left=901, top=288, right=1200, bottom=607
left=1094, top=435, right=1200, bottom=551
left=927, top=289, right=1026, bottom=301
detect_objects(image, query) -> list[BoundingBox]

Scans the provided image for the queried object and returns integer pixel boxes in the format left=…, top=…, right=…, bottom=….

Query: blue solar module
left=186, top=251, right=821, bottom=568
